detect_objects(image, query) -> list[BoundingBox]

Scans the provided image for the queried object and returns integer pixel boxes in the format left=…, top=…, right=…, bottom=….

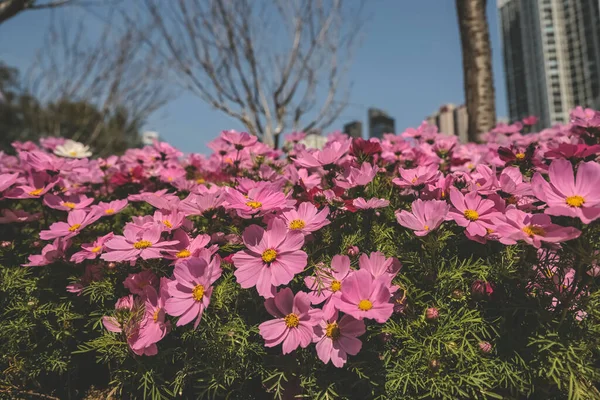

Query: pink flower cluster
left=2, top=106, right=600, bottom=366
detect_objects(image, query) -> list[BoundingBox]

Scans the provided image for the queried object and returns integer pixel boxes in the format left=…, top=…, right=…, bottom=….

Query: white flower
left=53, top=140, right=92, bottom=158
left=299, top=134, right=328, bottom=150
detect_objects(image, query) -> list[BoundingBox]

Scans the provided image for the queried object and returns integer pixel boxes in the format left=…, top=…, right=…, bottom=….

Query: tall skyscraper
left=343, top=121, right=363, bottom=138
left=425, top=103, right=469, bottom=142
left=368, top=108, right=395, bottom=139
left=498, top=0, right=600, bottom=129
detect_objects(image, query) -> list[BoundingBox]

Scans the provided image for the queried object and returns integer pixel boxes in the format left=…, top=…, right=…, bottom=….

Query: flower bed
left=2, top=108, right=600, bottom=399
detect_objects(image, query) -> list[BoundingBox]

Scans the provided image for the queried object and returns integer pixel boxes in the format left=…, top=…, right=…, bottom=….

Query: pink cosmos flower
left=392, top=165, right=441, bottom=189
left=336, top=163, right=378, bottom=188
left=220, top=130, right=258, bottom=149
left=101, top=224, right=179, bottom=263
left=179, top=192, right=225, bottom=216
left=544, top=143, right=600, bottom=161
left=102, top=295, right=137, bottom=333
left=39, top=210, right=101, bottom=240
left=232, top=219, right=307, bottom=298
left=258, top=288, right=320, bottom=354
left=358, top=251, right=401, bottom=289
left=494, top=209, right=581, bottom=248
left=0, top=209, right=41, bottom=224
left=395, top=199, right=449, bottom=236
left=165, top=230, right=213, bottom=262
left=70, top=233, right=114, bottom=263
left=135, top=281, right=171, bottom=350
left=153, top=208, right=188, bottom=232
left=164, top=256, right=223, bottom=328
left=336, top=269, right=394, bottom=323
left=43, top=193, right=94, bottom=211
left=225, top=186, right=294, bottom=219
left=532, top=159, right=600, bottom=224
left=0, top=172, right=18, bottom=193
left=522, top=116, right=539, bottom=126
left=353, top=197, right=390, bottom=210
left=570, top=106, right=600, bottom=128
left=124, top=270, right=159, bottom=296
left=448, top=189, right=500, bottom=237
left=293, top=141, right=351, bottom=168
left=91, top=199, right=128, bottom=217
left=23, top=238, right=70, bottom=267
left=313, top=312, right=365, bottom=368
left=4, top=172, right=57, bottom=199
left=278, top=202, right=330, bottom=235
left=305, top=255, right=352, bottom=319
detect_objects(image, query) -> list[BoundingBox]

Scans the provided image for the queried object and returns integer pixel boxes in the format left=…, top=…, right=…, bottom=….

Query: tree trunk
left=455, top=0, right=496, bottom=142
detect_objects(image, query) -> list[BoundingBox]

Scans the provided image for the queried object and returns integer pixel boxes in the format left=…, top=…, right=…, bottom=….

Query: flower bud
left=346, top=245, right=359, bottom=256
left=479, top=341, right=492, bottom=354
left=0, top=241, right=11, bottom=248
left=429, top=359, right=441, bottom=371
left=426, top=307, right=439, bottom=321
left=451, top=289, right=464, bottom=299
left=472, top=280, right=494, bottom=299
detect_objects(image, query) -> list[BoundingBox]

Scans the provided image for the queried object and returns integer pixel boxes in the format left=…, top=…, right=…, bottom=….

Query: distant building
left=426, top=103, right=468, bottom=142
left=498, top=0, right=600, bottom=129
left=343, top=121, right=363, bottom=138
left=368, top=108, right=395, bottom=139
left=142, top=131, right=159, bottom=146
left=453, top=105, right=469, bottom=143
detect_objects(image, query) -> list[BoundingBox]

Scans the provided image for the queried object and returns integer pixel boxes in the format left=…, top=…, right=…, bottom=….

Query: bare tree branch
left=131, top=0, right=365, bottom=147
left=23, top=13, right=173, bottom=146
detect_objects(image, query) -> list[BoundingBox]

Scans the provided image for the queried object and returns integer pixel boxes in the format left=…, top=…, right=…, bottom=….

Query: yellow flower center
left=163, top=220, right=173, bottom=228
left=330, top=280, right=342, bottom=292
left=63, top=202, right=76, bottom=209
left=544, top=268, right=554, bottom=278
left=29, top=188, right=44, bottom=196
left=105, top=208, right=115, bottom=214
left=68, top=224, right=81, bottom=232
left=463, top=209, right=479, bottom=221
left=133, top=240, right=152, bottom=249
left=289, top=219, right=306, bottom=230
left=262, top=249, right=277, bottom=263
left=507, top=196, right=518, bottom=205
left=411, top=177, right=417, bottom=184
left=325, top=322, right=341, bottom=340
left=246, top=201, right=262, bottom=209
left=196, top=178, right=205, bottom=184
left=424, top=225, right=430, bottom=231
left=440, top=190, right=446, bottom=199
left=167, top=176, right=173, bottom=181
left=69, top=150, right=77, bottom=156
left=176, top=249, right=191, bottom=258
left=91, top=246, right=102, bottom=253
left=192, top=284, right=205, bottom=301
left=153, top=308, right=161, bottom=322
left=486, top=228, right=494, bottom=234
left=358, top=299, right=373, bottom=311
left=566, top=195, right=585, bottom=207
left=522, top=225, right=546, bottom=237
left=284, top=313, right=300, bottom=328
left=515, top=153, right=525, bottom=160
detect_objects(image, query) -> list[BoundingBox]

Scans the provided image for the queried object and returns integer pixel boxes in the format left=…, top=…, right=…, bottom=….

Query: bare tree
left=135, top=0, right=364, bottom=147
left=23, top=14, right=172, bottom=151
left=456, top=0, right=496, bottom=142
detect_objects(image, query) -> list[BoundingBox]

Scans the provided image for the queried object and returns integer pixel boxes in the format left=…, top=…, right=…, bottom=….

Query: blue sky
left=0, top=0, right=507, bottom=153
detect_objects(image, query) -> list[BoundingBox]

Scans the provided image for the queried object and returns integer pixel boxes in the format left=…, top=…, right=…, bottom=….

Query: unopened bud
left=479, top=341, right=492, bottom=354
left=426, top=307, right=439, bottom=321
